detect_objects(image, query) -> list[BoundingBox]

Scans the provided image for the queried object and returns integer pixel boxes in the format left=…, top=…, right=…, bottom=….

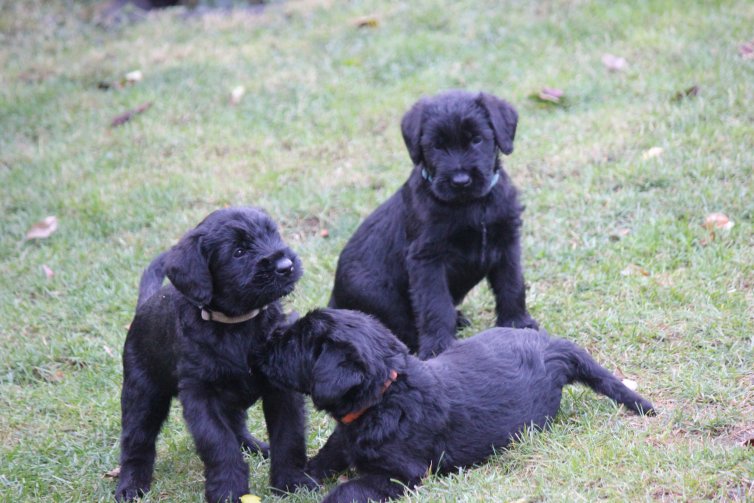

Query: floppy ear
left=310, top=347, right=365, bottom=409
left=401, top=98, right=427, bottom=166
left=164, top=231, right=213, bottom=308
left=478, top=93, right=518, bottom=155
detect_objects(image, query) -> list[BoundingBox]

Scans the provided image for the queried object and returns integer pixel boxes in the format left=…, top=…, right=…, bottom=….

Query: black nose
left=275, top=257, right=294, bottom=275
left=450, top=173, right=471, bottom=187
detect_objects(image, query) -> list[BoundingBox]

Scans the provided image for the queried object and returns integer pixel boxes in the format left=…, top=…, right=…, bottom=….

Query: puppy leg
left=487, top=240, right=538, bottom=330
left=262, top=386, right=318, bottom=492
left=228, top=409, right=270, bottom=458
left=306, top=427, right=351, bottom=481
left=179, top=385, right=250, bottom=503
left=115, top=375, right=171, bottom=501
left=322, top=473, right=414, bottom=503
left=407, top=251, right=458, bottom=359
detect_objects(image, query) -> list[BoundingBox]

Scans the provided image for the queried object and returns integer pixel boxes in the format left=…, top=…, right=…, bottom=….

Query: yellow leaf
left=240, top=495, right=261, bottom=503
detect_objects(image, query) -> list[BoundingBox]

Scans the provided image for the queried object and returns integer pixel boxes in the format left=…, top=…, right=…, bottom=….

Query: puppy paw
left=114, top=484, right=146, bottom=502
left=240, top=434, right=269, bottom=458
left=270, top=470, right=320, bottom=494
left=497, top=315, right=539, bottom=331
left=417, top=337, right=455, bottom=360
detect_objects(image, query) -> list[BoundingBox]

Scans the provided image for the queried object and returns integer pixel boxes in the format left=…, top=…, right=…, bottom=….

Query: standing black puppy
left=331, top=90, right=537, bottom=359
left=262, top=309, right=654, bottom=503
left=116, top=207, right=315, bottom=502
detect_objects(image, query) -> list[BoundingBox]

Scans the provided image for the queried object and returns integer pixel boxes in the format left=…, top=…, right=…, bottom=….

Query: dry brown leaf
left=124, top=70, right=142, bottom=84
left=26, top=216, right=58, bottom=240
left=704, top=212, right=734, bottom=231
left=609, top=228, right=631, bottom=241
left=739, top=40, right=754, bottom=60
left=230, top=85, right=245, bottom=105
left=42, top=264, right=54, bottom=278
left=353, top=16, right=379, bottom=28
left=538, top=87, right=564, bottom=103
left=602, top=53, right=627, bottom=72
left=642, top=147, right=663, bottom=160
left=110, top=102, right=152, bottom=128
left=621, top=264, right=650, bottom=277
left=672, top=85, right=700, bottom=102
left=104, top=466, right=121, bottom=479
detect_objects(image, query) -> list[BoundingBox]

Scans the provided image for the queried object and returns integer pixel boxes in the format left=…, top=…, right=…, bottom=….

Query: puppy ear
left=310, top=347, right=365, bottom=409
left=478, top=93, right=518, bottom=155
left=401, top=98, right=427, bottom=166
left=164, top=231, right=213, bottom=308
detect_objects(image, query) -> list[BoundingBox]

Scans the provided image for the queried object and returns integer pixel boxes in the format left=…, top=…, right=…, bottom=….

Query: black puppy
left=330, top=90, right=537, bottom=359
left=261, top=309, right=654, bottom=503
left=116, top=207, right=315, bottom=502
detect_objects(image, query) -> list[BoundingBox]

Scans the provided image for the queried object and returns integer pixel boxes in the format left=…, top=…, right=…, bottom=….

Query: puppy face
left=401, top=90, right=518, bottom=203
left=263, top=309, right=408, bottom=419
left=164, top=207, right=302, bottom=315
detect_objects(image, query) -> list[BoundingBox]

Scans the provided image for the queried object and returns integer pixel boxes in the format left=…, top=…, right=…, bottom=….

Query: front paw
left=497, top=315, right=539, bottom=330
left=270, top=469, right=320, bottom=494
left=417, top=336, right=455, bottom=360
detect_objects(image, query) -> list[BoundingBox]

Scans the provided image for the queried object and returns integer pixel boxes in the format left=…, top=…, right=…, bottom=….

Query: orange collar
left=339, top=369, right=398, bottom=425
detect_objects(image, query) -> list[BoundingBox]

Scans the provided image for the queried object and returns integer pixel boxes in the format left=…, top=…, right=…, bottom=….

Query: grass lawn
left=1, top=0, right=753, bottom=501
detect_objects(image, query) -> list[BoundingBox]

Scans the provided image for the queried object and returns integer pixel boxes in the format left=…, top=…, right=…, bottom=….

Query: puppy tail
left=547, top=338, right=655, bottom=416
left=136, top=251, right=169, bottom=308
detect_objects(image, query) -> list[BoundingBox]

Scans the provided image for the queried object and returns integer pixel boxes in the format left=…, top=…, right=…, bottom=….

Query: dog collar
left=200, top=305, right=268, bottom=324
left=339, top=369, right=398, bottom=425
left=421, top=169, right=500, bottom=189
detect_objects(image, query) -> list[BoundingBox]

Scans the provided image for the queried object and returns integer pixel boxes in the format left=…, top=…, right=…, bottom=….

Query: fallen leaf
left=320, top=228, right=330, bottom=238
left=704, top=212, right=734, bottom=231
left=621, top=264, right=650, bottom=277
left=230, top=86, right=245, bottom=105
left=622, top=378, right=638, bottom=391
left=672, top=85, right=700, bottom=102
left=609, top=228, right=631, bottom=241
left=42, top=264, right=54, bottom=278
left=642, top=147, right=663, bottom=160
left=352, top=16, right=379, bottom=28
left=110, top=102, right=152, bottom=127
left=614, top=366, right=626, bottom=380
left=124, top=70, right=143, bottom=84
left=26, top=216, right=58, bottom=240
left=602, top=53, right=627, bottom=72
left=103, top=466, right=121, bottom=479
left=240, top=495, right=261, bottom=503
left=739, top=40, right=754, bottom=60
left=103, top=345, right=114, bottom=357
left=538, top=87, right=564, bottom=103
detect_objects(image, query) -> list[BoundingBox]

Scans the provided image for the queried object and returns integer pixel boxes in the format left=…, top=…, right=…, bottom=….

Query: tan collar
left=200, top=305, right=268, bottom=324
left=339, top=369, right=399, bottom=424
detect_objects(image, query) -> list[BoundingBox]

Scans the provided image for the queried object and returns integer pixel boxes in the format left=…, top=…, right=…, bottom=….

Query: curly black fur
left=261, top=309, right=655, bottom=503
left=116, top=207, right=316, bottom=502
left=330, top=90, right=538, bottom=359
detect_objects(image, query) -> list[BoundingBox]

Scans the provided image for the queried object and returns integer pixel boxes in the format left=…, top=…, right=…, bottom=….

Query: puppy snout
left=275, top=257, right=294, bottom=275
left=450, top=172, right=472, bottom=187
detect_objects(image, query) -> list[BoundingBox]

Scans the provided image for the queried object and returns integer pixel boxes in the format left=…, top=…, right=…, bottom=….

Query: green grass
left=1, top=0, right=753, bottom=501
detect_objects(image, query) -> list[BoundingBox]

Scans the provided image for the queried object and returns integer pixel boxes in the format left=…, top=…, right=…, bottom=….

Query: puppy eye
left=233, top=248, right=246, bottom=258
left=471, top=136, right=483, bottom=145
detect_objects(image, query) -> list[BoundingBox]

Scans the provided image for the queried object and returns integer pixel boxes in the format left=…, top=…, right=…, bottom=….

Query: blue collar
left=421, top=168, right=500, bottom=190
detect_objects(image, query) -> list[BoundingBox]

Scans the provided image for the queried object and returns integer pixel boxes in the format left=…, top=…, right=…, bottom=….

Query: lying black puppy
left=330, top=90, right=537, bottom=359
left=261, top=309, right=654, bottom=503
left=116, top=207, right=315, bottom=502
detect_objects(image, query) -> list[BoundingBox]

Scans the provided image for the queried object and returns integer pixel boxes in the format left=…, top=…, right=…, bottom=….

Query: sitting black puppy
left=116, top=207, right=315, bottom=502
left=330, top=90, right=537, bottom=359
left=261, top=309, right=654, bottom=503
